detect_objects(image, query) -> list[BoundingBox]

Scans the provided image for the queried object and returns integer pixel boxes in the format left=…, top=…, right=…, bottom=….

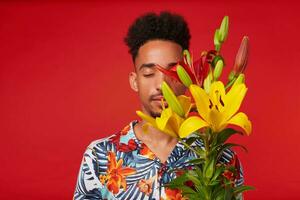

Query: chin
left=150, top=112, right=161, bottom=118
left=149, top=108, right=162, bottom=118
left=147, top=102, right=167, bottom=118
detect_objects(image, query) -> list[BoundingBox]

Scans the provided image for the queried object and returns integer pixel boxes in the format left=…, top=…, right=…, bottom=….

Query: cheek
left=138, top=75, right=156, bottom=89
left=137, top=79, right=152, bottom=98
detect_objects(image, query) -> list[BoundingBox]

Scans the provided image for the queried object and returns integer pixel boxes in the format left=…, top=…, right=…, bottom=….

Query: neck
left=134, top=120, right=178, bottom=146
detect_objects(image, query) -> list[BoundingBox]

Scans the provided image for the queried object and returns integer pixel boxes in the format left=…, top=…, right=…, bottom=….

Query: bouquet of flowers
left=137, top=16, right=254, bottom=199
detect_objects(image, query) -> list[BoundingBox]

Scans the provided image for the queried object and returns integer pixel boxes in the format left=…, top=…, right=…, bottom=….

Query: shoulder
left=83, top=120, right=139, bottom=157
left=85, top=135, right=115, bottom=154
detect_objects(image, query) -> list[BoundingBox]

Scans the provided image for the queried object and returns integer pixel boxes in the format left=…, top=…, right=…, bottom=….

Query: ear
left=129, top=72, right=138, bottom=92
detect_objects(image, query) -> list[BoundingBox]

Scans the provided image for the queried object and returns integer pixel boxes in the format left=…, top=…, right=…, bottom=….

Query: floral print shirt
left=74, top=120, right=244, bottom=200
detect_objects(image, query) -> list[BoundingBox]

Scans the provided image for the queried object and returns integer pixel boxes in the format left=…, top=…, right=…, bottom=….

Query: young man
left=74, top=11, right=244, bottom=200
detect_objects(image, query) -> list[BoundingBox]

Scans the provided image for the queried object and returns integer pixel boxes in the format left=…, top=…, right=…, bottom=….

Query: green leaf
left=224, top=187, right=234, bottom=200
left=195, top=146, right=206, bottom=157
left=211, top=165, right=225, bottom=182
left=217, top=143, right=248, bottom=161
left=186, top=171, right=201, bottom=186
left=204, top=158, right=215, bottom=179
left=185, top=136, right=198, bottom=146
left=194, top=166, right=204, bottom=178
left=233, top=185, right=255, bottom=194
left=164, top=173, right=188, bottom=189
left=187, top=193, right=205, bottom=199
left=208, top=179, right=221, bottom=186
left=188, top=158, right=205, bottom=165
left=216, top=128, right=242, bottom=145
left=181, top=185, right=196, bottom=195
left=213, top=187, right=225, bottom=200
left=195, top=187, right=208, bottom=199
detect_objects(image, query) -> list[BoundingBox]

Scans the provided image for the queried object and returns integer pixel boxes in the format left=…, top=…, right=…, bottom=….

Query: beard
left=149, top=110, right=162, bottom=118
left=147, top=93, right=167, bottom=118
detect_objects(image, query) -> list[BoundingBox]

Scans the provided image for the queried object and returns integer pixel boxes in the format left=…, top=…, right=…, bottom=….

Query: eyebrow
left=138, top=62, right=178, bottom=71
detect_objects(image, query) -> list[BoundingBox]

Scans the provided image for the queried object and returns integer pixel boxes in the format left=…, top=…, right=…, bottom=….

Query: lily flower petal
left=227, top=112, right=252, bottom=135
left=155, top=64, right=180, bottom=82
left=179, top=116, right=209, bottom=138
left=168, top=111, right=185, bottom=133
left=156, top=108, right=172, bottom=130
left=136, top=109, right=179, bottom=138
left=177, top=95, right=192, bottom=117
left=136, top=111, right=156, bottom=126
left=209, top=109, right=226, bottom=133
left=188, top=81, right=251, bottom=135
left=162, top=125, right=180, bottom=138
left=209, top=81, right=226, bottom=110
left=189, top=84, right=210, bottom=122
left=224, top=83, right=247, bottom=121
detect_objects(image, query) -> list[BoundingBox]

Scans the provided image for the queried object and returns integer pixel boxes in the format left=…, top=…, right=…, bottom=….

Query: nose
left=155, top=71, right=172, bottom=92
left=155, top=71, right=165, bottom=92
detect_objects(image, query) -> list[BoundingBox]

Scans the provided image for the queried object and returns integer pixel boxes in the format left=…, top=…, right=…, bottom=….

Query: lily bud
left=177, top=65, right=193, bottom=87
left=211, top=55, right=224, bottom=68
left=203, top=72, right=213, bottom=94
left=234, top=36, right=249, bottom=75
left=213, top=59, right=224, bottom=80
left=183, top=49, right=191, bottom=66
left=161, top=81, right=185, bottom=117
left=228, top=70, right=235, bottom=82
left=233, top=73, right=245, bottom=88
left=214, top=29, right=221, bottom=51
left=219, top=16, right=229, bottom=43
left=205, top=159, right=215, bottom=179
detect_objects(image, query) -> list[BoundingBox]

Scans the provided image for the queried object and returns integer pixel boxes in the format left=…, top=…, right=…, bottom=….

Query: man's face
left=129, top=40, right=186, bottom=118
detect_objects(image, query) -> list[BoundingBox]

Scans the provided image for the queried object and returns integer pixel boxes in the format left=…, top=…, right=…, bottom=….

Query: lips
left=152, top=95, right=164, bottom=101
left=151, top=96, right=168, bottom=107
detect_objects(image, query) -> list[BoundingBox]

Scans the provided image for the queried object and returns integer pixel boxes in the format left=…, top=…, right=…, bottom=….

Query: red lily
left=233, top=36, right=249, bottom=75
left=155, top=50, right=214, bottom=87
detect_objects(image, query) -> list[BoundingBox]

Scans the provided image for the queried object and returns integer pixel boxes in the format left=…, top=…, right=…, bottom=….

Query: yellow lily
left=136, top=95, right=197, bottom=138
left=179, top=81, right=252, bottom=137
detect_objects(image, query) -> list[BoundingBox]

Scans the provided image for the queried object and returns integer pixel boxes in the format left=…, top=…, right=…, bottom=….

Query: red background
left=1, top=1, right=299, bottom=199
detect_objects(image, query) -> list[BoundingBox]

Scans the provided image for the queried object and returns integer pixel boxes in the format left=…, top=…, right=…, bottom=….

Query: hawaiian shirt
left=74, top=120, right=244, bottom=200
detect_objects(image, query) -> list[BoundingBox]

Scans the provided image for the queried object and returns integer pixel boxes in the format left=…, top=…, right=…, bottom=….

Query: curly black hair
left=124, top=11, right=191, bottom=62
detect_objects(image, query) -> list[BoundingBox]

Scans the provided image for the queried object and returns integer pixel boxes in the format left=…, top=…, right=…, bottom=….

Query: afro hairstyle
left=124, top=11, right=191, bottom=62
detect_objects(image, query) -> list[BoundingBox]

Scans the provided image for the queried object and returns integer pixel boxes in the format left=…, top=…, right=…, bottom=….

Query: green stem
left=204, top=129, right=213, bottom=200
left=225, top=76, right=237, bottom=90
left=204, top=129, right=211, bottom=159
left=178, top=138, right=202, bottom=158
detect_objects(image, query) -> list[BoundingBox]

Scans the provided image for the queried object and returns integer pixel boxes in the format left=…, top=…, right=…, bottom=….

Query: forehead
left=134, top=40, right=183, bottom=70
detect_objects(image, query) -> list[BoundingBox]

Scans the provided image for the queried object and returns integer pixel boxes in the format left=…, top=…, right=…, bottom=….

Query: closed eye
left=143, top=73, right=154, bottom=77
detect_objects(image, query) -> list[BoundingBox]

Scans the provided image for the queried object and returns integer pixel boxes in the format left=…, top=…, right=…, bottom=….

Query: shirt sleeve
left=235, top=156, right=244, bottom=187
left=73, top=145, right=103, bottom=200
left=235, top=157, right=244, bottom=200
